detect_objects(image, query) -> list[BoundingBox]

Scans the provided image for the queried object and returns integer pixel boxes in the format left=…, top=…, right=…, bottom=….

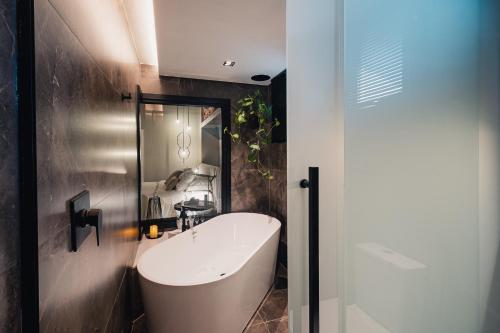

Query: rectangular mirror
left=136, top=92, right=231, bottom=237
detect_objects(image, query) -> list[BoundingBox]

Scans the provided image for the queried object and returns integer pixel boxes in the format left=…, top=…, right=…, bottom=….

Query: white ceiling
left=148, top=0, right=286, bottom=85
left=123, top=0, right=158, bottom=66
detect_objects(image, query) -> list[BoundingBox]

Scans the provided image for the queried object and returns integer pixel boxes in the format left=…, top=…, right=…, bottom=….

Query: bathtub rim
left=137, top=212, right=281, bottom=287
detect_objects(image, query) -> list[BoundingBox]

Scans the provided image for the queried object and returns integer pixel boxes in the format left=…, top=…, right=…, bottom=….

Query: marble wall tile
left=0, top=0, right=21, bottom=331
left=47, top=0, right=139, bottom=94
left=38, top=187, right=137, bottom=332
left=35, top=0, right=139, bottom=331
left=0, top=266, right=21, bottom=332
left=105, top=271, right=132, bottom=333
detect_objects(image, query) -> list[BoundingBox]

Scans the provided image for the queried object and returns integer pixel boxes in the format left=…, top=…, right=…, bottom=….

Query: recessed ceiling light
left=223, top=60, right=236, bottom=67
left=251, top=74, right=271, bottom=82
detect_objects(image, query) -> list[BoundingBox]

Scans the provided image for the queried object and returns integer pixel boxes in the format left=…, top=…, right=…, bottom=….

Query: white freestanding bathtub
left=137, top=213, right=281, bottom=333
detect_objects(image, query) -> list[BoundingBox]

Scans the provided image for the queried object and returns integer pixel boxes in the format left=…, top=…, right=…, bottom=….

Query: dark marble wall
left=269, top=143, right=287, bottom=244
left=269, top=72, right=287, bottom=247
left=35, top=0, right=139, bottom=331
left=140, top=65, right=273, bottom=214
left=0, top=0, right=22, bottom=331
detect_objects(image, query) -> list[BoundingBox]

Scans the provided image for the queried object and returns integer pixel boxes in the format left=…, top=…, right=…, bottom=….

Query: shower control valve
left=77, top=208, right=103, bottom=246
left=69, top=190, right=103, bottom=252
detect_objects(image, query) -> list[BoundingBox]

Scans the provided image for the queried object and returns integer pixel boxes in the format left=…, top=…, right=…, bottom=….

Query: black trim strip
left=136, top=85, right=142, bottom=240
left=140, top=217, right=177, bottom=231
left=301, top=167, right=319, bottom=333
left=309, top=167, right=319, bottom=333
left=141, top=93, right=230, bottom=109
left=17, top=0, right=40, bottom=331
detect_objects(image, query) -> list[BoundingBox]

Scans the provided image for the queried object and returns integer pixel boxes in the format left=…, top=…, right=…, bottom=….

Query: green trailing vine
left=224, top=90, right=280, bottom=180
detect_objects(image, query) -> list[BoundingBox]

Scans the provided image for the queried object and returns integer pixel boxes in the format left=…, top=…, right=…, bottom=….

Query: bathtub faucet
left=180, top=208, right=189, bottom=232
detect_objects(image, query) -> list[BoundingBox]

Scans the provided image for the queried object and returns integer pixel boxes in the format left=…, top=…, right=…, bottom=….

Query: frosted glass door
left=342, top=0, right=500, bottom=332
left=288, top=0, right=499, bottom=332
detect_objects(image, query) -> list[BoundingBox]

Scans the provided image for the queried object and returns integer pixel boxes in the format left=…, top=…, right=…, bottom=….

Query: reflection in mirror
left=140, top=103, right=222, bottom=226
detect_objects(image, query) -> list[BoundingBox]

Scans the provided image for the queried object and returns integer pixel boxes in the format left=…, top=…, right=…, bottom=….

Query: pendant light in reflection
left=177, top=105, right=191, bottom=163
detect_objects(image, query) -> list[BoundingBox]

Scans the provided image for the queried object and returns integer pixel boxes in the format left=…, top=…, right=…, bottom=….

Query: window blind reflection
left=357, top=36, right=403, bottom=107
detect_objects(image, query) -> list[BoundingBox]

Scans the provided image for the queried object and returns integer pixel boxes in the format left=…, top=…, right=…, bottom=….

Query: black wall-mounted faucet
left=180, top=207, right=189, bottom=232
left=76, top=208, right=102, bottom=246
left=69, top=190, right=103, bottom=251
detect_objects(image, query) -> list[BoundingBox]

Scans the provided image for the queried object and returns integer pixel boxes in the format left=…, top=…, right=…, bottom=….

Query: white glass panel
left=343, top=0, right=500, bottom=332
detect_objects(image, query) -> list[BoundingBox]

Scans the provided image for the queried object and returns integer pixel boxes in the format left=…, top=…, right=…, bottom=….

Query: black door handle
left=301, top=167, right=319, bottom=333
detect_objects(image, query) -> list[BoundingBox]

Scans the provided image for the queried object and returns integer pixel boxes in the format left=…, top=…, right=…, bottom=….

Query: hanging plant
left=224, top=90, right=280, bottom=180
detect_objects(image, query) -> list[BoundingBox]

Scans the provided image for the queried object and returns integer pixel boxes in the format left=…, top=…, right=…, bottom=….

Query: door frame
left=18, top=0, right=40, bottom=331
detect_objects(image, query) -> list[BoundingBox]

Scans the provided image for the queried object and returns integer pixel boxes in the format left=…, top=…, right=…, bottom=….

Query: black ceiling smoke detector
left=251, top=74, right=271, bottom=82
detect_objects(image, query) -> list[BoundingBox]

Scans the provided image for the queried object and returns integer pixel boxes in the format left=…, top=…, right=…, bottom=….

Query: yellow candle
left=149, top=225, right=158, bottom=239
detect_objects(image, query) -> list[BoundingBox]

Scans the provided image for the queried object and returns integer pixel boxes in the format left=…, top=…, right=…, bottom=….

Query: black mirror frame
left=136, top=88, right=232, bottom=239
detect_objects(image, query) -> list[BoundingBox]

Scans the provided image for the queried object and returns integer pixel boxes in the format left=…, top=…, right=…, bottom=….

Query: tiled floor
left=131, top=288, right=288, bottom=333
left=243, top=288, right=288, bottom=333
